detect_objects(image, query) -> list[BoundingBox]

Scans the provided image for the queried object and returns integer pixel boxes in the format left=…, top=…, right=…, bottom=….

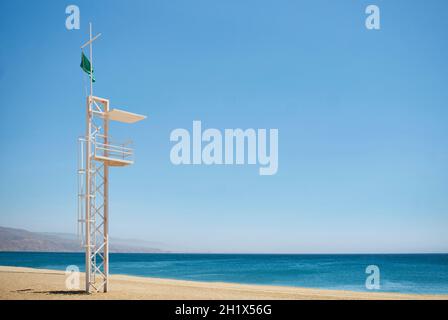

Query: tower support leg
left=103, top=104, right=110, bottom=292
left=85, top=96, right=92, bottom=293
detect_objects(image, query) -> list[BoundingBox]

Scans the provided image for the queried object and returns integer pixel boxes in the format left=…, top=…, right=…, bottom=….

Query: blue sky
left=0, top=0, right=447, bottom=253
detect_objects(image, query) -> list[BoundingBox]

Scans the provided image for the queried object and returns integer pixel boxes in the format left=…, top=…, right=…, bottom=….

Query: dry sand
left=0, top=266, right=447, bottom=300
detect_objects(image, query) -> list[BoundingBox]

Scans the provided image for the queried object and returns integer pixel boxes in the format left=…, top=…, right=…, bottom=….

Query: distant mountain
left=0, top=226, right=166, bottom=253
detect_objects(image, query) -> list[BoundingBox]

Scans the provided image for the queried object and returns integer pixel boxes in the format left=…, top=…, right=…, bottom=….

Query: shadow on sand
left=14, top=289, right=89, bottom=295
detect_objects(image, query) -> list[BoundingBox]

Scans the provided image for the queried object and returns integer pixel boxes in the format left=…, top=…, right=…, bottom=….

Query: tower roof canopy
left=106, top=109, right=146, bottom=123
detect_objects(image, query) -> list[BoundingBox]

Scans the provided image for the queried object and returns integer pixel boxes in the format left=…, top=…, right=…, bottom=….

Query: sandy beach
left=0, top=266, right=447, bottom=300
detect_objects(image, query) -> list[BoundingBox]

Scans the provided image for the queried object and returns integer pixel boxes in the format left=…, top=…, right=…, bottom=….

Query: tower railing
left=93, top=134, right=134, bottom=165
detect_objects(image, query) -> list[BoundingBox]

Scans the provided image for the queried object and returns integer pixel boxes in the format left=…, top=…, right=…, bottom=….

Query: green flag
left=80, top=52, right=95, bottom=82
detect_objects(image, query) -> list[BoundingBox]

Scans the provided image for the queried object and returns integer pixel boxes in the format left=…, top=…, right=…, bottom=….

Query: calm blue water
left=1, top=252, right=447, bottom=294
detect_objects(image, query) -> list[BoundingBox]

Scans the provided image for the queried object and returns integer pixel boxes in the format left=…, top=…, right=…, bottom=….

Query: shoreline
left=1, top=266, right=447, bottom=300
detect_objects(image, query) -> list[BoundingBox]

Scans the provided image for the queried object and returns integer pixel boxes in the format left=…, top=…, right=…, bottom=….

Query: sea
left=1, top=252, right=447, bottom=294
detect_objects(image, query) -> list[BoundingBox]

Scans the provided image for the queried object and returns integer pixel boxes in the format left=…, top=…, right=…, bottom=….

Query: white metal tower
left=78, top=23, right=146, bottom=293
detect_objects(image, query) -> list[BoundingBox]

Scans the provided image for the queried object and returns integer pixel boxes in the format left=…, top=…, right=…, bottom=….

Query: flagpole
left=85, top=22, right=93, bottom=293
left=89, top=22, right=93, bottom=97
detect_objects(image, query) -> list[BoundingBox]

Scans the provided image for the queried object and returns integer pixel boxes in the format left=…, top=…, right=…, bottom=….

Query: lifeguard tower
left=77, top=23, right=146, bottom=293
